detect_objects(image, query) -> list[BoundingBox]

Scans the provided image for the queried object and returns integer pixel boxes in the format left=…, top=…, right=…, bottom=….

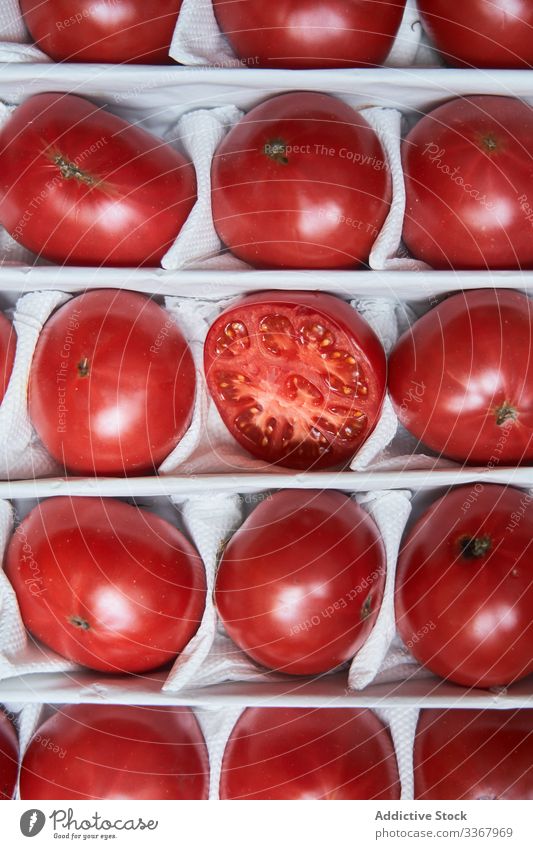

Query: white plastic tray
left=0, top=480, right=532, bottom=708
left=1, top=65, right=533, bottom=710
left=1, top=65, right=533, bottom=297
left=1, top=669, right=532, bottom=709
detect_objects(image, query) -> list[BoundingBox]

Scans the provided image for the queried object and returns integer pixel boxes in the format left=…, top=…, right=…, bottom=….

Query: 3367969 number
left=462, top=828, right=513, bottom=838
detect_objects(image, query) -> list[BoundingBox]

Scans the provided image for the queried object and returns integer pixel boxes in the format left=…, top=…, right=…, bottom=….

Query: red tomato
left=0, top=93, right=196, bottom=266
left=418, top=1, right=533, bottom=69
left=215, top=489, right=385, bottom=675
left=414, top=708, right=533, bottom=800
left=6, top=497, right=206, bottom=673
left=20, top=1, right=182, bottom=64
left=0, top=312, right=15, bottom=404
left=204, top=291, right=386, bottom=470
left=211, top=92, right=391, bottom=269
left=220, top=707, right=400, bottom=799
left=213, top=0, right=406, bottom=69
left=0, top=711, right=18, bottom=801
left=20, top=704, right=209, bottom=800
left=396, top=484, right=533, bottom=688
left=389, top=289, right=533, bottom=465
left=403, top=96, right=533, bottom=269
left=29, top=289, right=195, bottom=476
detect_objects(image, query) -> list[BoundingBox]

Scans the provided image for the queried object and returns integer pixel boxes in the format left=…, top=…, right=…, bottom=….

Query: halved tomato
left=204, top=291, right=386, bottom=469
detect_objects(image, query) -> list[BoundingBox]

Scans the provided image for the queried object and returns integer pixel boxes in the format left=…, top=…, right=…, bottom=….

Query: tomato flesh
left=205, top=291, right=386, bottom=470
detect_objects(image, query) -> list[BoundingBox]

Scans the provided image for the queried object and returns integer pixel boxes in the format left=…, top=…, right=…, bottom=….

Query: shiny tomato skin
left=403, top=96, right=533, bottom=269
left=389, top=289, right=533, bottom=465
left=396, top=484, right=533, bottom=688
left=0, top=711, right=18, bottom=800
left=20, top=704, right=209, bottom=800
left=212, top=92, right=391, bottom=269
left=220, top=707, right=400, bottom=800
left=414, top=708, right=533, bottom=800
left=0, top=93, right=196, bottom=267
left=29, top=289, right=195, bottom=476
left=204, top=291, right=386, bottom=470
left=213, top=0, right=406, bottom=69
left=20, top=1, right=182, bottom=64
left=215, top=489, right=385, bottom=676
left=5, top=497, right=206, bottom=674
left=418, top=1, right=533, bottom=69
left=0, top=312, right=15, bottom=405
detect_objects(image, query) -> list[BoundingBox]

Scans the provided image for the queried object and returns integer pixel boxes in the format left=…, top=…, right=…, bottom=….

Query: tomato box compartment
left=7, top=699, right=532, bottom=800
left=5, top=0, right=531, bottom=73
left=0, top=489, right=409, bottom=691
left=8, top=702, right=411, bottom=800
left=0, top=48, right=533, bottom=756
left=1, top=280, right=533, bottom=480
left=3, top=65, right=533, bottom=274
left=0, top=483, right=531, bottom=711
left=0, top=493, right=224, bottom=691
left=0, top=0, right=426, bottom=68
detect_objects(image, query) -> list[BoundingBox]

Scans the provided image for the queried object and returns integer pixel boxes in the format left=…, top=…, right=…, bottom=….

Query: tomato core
left=459, top=535, right=492, bottom=559
left=481, top=133, right=499, bottom=153
left=69, top=615, right=91, bottom=631
left=495, top=402, right=517, bottom=426
left=77, top=358, right=90, bottom=378
left=264, top=139, right=289, bottom=165
left=361, top=592, right=374, bottom=620
left=53, top=153, right=96, bottom=186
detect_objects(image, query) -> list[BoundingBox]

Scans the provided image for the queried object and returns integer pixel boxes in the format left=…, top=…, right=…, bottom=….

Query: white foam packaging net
left=162, top=488, right=415, bottom=694
left=0, top=700, right=43, bottom=798
left=170, top=0, right=427, bottom=69
left=0, top=0, right=49, bottom=61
